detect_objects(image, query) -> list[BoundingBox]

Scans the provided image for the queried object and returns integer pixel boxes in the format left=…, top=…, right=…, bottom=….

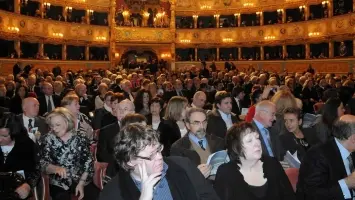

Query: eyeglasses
left=136, top=144, right=164, bottom=161
left=189, top=120, right=207, bottom=126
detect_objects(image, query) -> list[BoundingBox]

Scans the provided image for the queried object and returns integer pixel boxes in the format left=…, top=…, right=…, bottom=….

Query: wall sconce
left=52, top=32, right=63, bottom=37
left=264, top=36, right=275, bottom=40
left=256, top=11, right=262, bottom=15
left=66, top=7, right=72, bottom=14
left=200, top=5, right=211, bottom=9
left=193, top=15, right=198, bottom=20
left=122, top=10, right=129, bottom=17
left=161, top=53, right=171, bottom=58
left=299, top=5, right=306, bottom=10
left=96, top=36, right=107, bottom=41
left=7, top=26, right=19, bottom=33
left=114, top=53, right=120, bottom=58
left=322, top=1, right=329, bottom=7
left=21, top=0, right=28, bottom=6
left=44, top=2, right=51, bottom=11
left=308, top=32, right=320, bottom=36
left=143, top=12, right=150, bottom=18
left=277, top=9, right=283, bottom=13
left=234, top=13, right=240, bottom=17
left=180, top=39, right=191, bottom=43
left=223, top=38, right=233, bottom=42
left=243, top=3, right=254, bottom=7
left=213, top=14, right=220, bottom=18
left=88, top=9, right=94, bottom=17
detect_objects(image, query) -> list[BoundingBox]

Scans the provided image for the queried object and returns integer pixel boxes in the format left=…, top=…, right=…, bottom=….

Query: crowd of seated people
left=2, top=58, right=355, bottom=199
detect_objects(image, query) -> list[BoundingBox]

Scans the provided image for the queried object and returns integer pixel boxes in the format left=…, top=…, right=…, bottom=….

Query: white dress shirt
left=45, top=95, right=55, bottom=111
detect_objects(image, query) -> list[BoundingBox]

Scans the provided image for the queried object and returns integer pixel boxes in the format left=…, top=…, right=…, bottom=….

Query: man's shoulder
left=99, top=174, right=122, bottom=200
left=171, top=135, right=190, bottom=149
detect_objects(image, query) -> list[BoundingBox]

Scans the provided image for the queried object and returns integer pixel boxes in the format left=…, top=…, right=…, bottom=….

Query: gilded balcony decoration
left=30, top=0, right=110, bottom=12
left=0, top=10, right=110, bottom=45
left=114, top=27, right=174, bottom=43
left=175, top=0, right=325, bottom=15
left=175, top=12, right=355, bottom=46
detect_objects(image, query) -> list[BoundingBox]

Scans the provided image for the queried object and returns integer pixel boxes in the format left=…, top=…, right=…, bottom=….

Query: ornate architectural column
left=238, top=47, right=242, bottom=60
left=62, top=45, right=66, bottom=60
left=305, top=5, right=310, bottom=20
left=109, top=0, right=116, bottom=63
left=193, top=15, right=198, bottom=28
left=14, top=0, right=20, bottom=14
left=85, top=46, right=90, bottom=60
left=260, top=46, right=264, bottom=60
left=14, top=41, right=20, bottom=58
left=194, top=48, right=198, bottom=61
left=282, top=45, right=287, bottom=58
left=38, top=43, right=44, bottom=57
left=329, top=0, right=333, bottom=17
left=170, top=0, right=176, bottom=29
left=282, top=10, right=286, bottom=23
left=305, top=43, right=310, bottom=59
left=353, top=40, right=355, bottom=57
left=329, top=41, right=334, bottom=58
left=216, top=48, right=219, bottom=61
left=171, top=43, right=176, bottom=71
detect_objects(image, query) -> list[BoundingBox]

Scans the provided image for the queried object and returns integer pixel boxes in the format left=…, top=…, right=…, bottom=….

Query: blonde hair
left=164, top=96, right=188, bottom=121
left=61, top=94, right=79, bottom=107
left=46, top=107, right=75, bottom=132
left=271, top=90, right=297, bottom=114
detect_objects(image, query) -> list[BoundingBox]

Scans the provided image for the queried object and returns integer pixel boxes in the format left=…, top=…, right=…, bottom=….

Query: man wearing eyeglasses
left=171, top=108, right=224, bottom=179
left=99, top=123, right=219, bottom=200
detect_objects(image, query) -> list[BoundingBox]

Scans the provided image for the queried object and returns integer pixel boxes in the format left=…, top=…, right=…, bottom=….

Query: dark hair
left=134, top=89, right=151, bottom=113
left=185, top=107, right=206, bottom=123
left=111, top=92, right=125, bottom=103
left=322, top=88, right=339, bottom=102
left=15, top=85, right=28, bottom=99
left=104, top=91, right=114, bottom=100
left=214, top=91, right=231, bottom=105
left=226, top=122, right=257, bottom=165
left=322, top=98, right=342, bottom=127
left=0, top=113, right=27, bottom=140
left=149, top=97, right=164, bottom=108
left=121, top=113, right=147, bottom=128
left=283, top=107, right=302, bottom=120
left=114, top=123, right=160, bottom=171
left=251, top=89, right=263, bottom=105
left=332, top=120, right=355, bottom=140
left=232, top=86, right=244, bottom=98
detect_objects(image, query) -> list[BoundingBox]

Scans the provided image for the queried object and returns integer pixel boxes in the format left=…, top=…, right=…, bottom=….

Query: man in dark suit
left=19, top=97, right=48, bottom=141
left=27, top=75, right=42, bottom=97
left=38, top=82, right=60, bottom=116
left=98, top=123, right=219, bottom=200
left=171, top=108, right=224, bottom=179
left=92, top=91, right=114, bottom=130
left=0, top=84, right=10, bottom=109
left=252, top=100, right=285, bottom=161
left=75, top=83, right=94, bottom=115
left=207, top=91, right=238, bottom=138
left=120, top=79, right=134, bottom=101
left=297, top=115, right=355, bottom=200
left=173, top=79, right=186, bottom=97
left=231, top=86, right=247, bottom=116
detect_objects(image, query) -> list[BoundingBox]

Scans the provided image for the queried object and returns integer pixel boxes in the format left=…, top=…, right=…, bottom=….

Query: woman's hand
left=15, top=183, right=31, bottom=199
left=54, top=166, right=67, bottom=179
left=139, top=161, right=162, bottom=200
left=75, top=182, right=85, bottom=200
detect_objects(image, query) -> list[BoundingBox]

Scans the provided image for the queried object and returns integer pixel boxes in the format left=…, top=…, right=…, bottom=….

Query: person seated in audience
left=297, top=115, right=355, bottom=199
left=214, top=122, right=296, bottom=200
left=94, top=83, right=108, bottom=110
left=75, top=83, right=94, bottom=115
left=134, top=89, right=151, bottom=116
left=10, top=85, right=28, bottom=114
left=0, top=113, right=41, bottom=200
left=207, top=91, right=239, bottom=139
left=146, top=97, right=164, bottom=131
left=40, top=107, right=98, bottom=200
left=280, top=107, right=320, bottom=162
left=191, top=91, right=207, bottom=109
left=0, top=84, right=10, bottom=108
left=159, top=96, right=188, bottom=156
left=98, top=123, right=219, bottom=200
left=171, top=108, right=224, bottom=179
left=38, top=82, right=61, bottom=116
left=100, top=92, right=125, bottom=128
left=245, top=89, right=264, bottom=122
left=53, top=81, right=65, bottom=100
left=5, top=81, right=16, bottom=99
left=61, top=94, right=93, bottom=141
left=18, top=97, right=48, bottom=142
left=92, top=91, right=113, bottom=130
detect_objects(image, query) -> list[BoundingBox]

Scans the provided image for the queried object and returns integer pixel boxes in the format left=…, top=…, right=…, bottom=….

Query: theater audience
left=0, top=113, right=41, bottom=200
left=40, top=107, right=98, bottom=200
left=98, top=123, right=219, bottom=200
left=214, top=122, right=296, bottom=200
left=297, top=115, right=355, bottom=199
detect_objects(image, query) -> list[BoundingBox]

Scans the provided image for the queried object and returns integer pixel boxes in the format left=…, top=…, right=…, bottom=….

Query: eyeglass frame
left=135, top=144, right=164, bottom=161
left=187, top=120, right=208, bottom=127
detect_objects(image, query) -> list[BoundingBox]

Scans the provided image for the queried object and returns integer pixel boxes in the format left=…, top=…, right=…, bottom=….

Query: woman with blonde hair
left=40, top=107, right=98, bottom=200
left=61, top=94, right=93, bottom=140
left=159, top=96, right=188, bottom=156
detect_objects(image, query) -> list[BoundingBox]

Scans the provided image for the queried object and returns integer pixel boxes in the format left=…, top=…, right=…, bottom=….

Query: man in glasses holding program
left=99, top=123, right=219, bottom=200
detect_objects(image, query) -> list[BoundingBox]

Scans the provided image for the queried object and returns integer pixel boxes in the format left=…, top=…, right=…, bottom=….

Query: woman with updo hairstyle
left=214, top=122, right=295, bottom=200
left=40, top=107, right=98, bottom=200
left=0, top=113, right=40, bottom=200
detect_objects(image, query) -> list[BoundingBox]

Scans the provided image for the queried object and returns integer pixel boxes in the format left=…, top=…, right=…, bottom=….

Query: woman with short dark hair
left=146, top=97, right=164, bottom=131
left=214, top=122, right=295, bottom=200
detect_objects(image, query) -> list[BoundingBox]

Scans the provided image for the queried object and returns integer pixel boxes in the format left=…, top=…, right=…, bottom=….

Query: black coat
left=99, top=156, right=220, bottom=200
left=92, top=107, right=110, bottom=130
left=37, top=95, right=61, bottom=116
left=170, top=134, right=225, bottom=166
left=206, top=109, right=239, bottom=139
left=97, top=122, right=120, bottom=164
left=9, top=96, right=24, bottom=114
left=100, top=112, right=117, bottom=128
left=231, top=97, right=247, bottom=116
left=214, top=156, right=296, bottom=200
left=16, top=114, right=49, bottom=137
left=297, top=138, right=355, bottom=200
left=158, top=119, right=182, bottom=156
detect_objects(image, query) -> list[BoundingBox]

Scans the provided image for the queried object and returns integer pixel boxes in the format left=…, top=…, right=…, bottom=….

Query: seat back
left=93, top=162, right=108, bottom=190
left=90, top=143, right=98, bottom=161
left=285, top=168, right=299, bottom=192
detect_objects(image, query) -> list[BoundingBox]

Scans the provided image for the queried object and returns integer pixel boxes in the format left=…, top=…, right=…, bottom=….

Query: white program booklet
left=206, top=150, right=230, bottom=175
left=284, top=151, right=301, bottom=168
left=241, top=108, right=249, bottom=115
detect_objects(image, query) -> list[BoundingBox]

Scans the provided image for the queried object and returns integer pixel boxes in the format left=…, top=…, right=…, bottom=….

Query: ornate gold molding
left=175, top=13, right=355, bottom=47
left=0, top=10, right=110, bottom=45
left=31, top=0, right=110, bottom=12
left=114, top=27, right=174, bottom=43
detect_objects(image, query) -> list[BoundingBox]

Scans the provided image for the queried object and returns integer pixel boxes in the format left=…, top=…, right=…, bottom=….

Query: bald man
left=252, top=100, right=284, bottom=161
left=18, top=97, right=48, bottom=141
left=192, top=91, right=207, bottom=109
left=297, top=115, right=355, bottom=199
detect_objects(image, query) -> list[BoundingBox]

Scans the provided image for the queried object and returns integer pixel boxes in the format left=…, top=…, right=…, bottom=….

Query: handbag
left=0, top=172, right=26, bottom=200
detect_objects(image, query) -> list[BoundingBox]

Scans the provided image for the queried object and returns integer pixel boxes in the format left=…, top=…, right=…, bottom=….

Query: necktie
left=47, top=96, right=53, bottom=112
left=263, top=128, right=274, bottom=157
left=28, top=119, right=33, bottom=132
left=348, top=154, right=354, bottom=173
left=198, top=140, right=206, bottom=151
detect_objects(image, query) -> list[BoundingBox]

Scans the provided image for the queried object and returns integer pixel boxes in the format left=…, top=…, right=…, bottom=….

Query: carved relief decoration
left=114, top=27, right=173, bottom=42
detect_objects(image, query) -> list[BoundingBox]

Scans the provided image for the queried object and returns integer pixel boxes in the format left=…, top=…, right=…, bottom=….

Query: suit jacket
left=79, top=95, right=94, bottom=114
left=99, top=156, right=220, bottom=200
left=297, top=139, right=355, bottom=200
left=28, top=85, right=42, bottom=97
left=252, top=120, right=285, bottom=161
left=10, top=96, right=24, bottom=114
left=158, top=119, right=182, bottom=156
left=0, top=96, right=11, bottom=108
left=38, top=95, right=61, bottom=116
left=231, top=97, right=247, bottom=116
left=16, top=114, right=49, bottom=137
left=97, top=122, right=120, bottom=164
left=100, top=112, right=117, bottom=128
left=214, top=156, right=296, bottom=200
left=206, top=109, right=239, bottom=139
left=92, top=107, right=110, bottom=130
left=170, top=134, right=225, bottom=166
